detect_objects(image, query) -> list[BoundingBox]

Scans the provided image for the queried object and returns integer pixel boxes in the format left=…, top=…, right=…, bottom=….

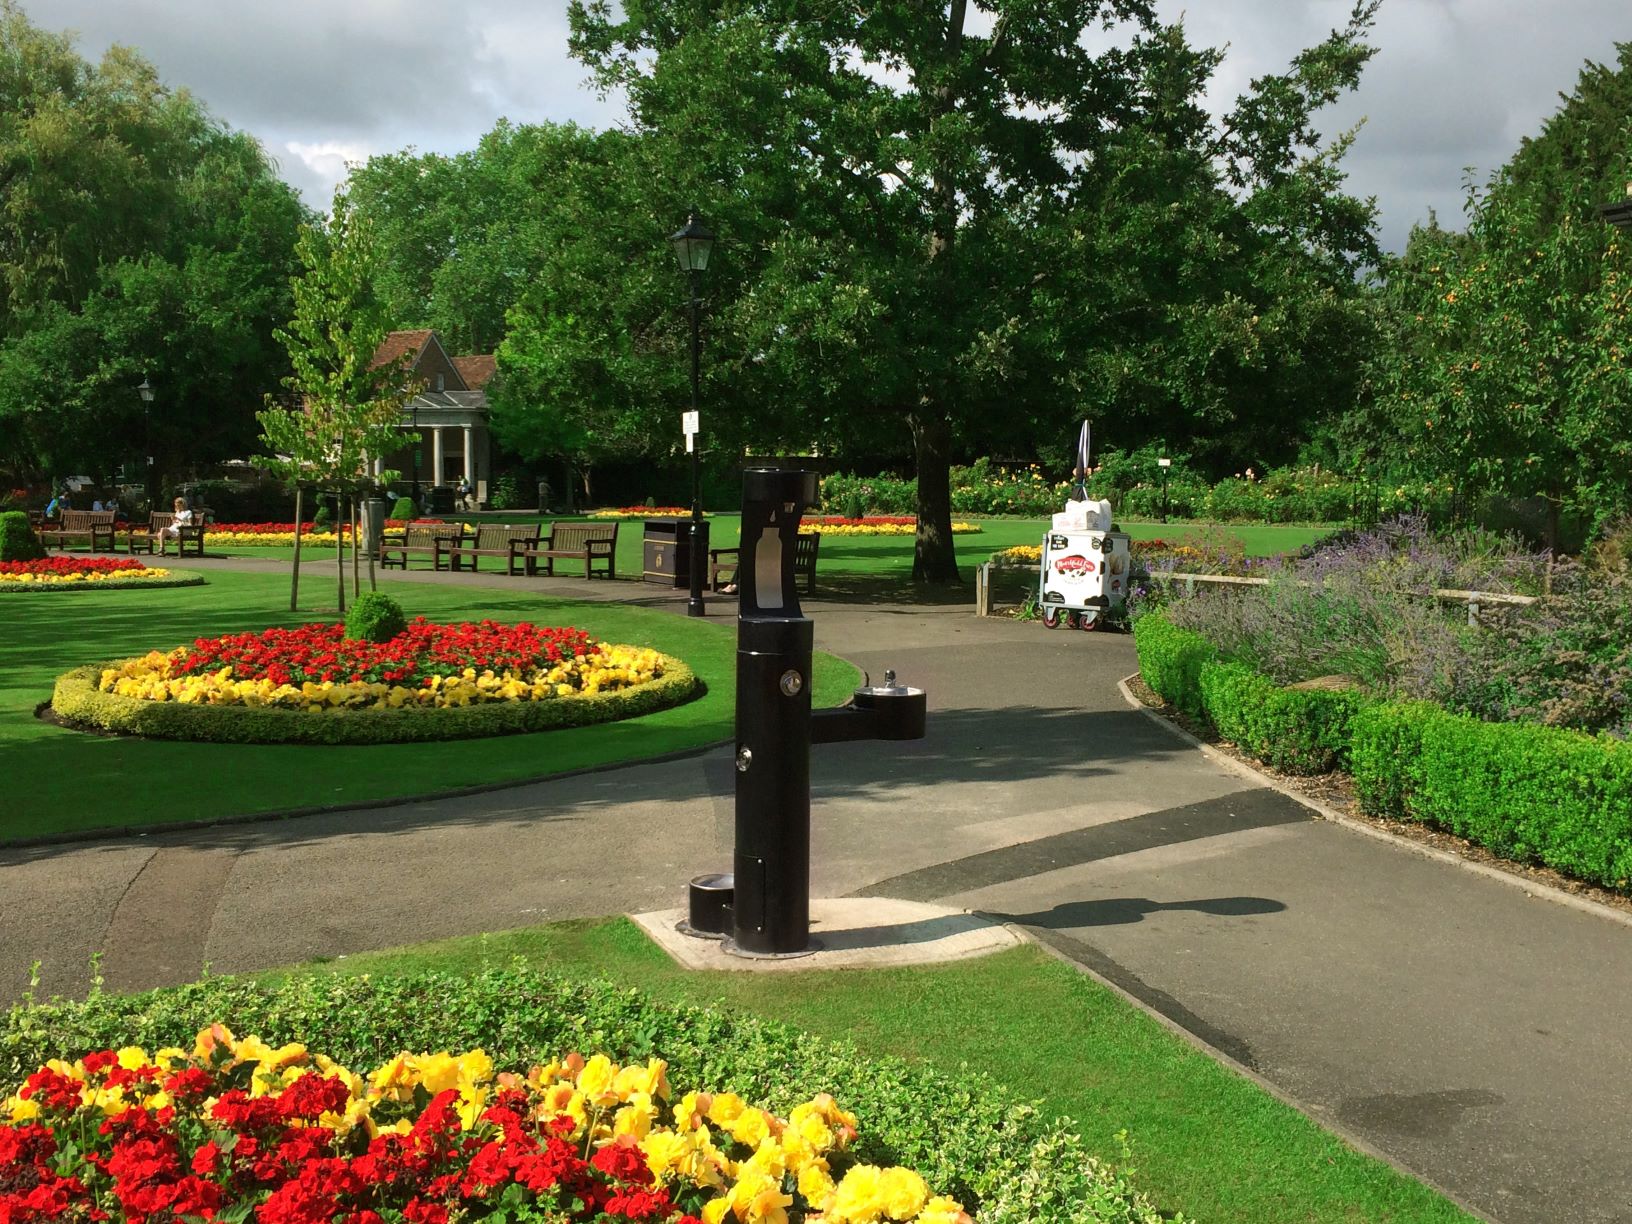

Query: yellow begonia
left=14, top=1025, right=966, bottom=1224
left=96, top=641, right=669, bottom=713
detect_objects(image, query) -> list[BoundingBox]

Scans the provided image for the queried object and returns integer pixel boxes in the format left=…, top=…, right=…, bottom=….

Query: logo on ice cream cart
left=1052, top=553, right=1096, bottom=580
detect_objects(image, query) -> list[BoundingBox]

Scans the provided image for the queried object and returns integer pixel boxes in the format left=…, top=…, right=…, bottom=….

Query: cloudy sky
left=27, top=0, right=1630, bottom=252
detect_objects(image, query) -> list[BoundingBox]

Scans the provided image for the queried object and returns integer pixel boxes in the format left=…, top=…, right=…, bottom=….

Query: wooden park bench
left=39, top=510, right=118, bottom=553
left=128, top=511, right=206, bottom=557
left=508, top=521, right=619, bottom=579
left=379, top=524, right=466, bottom=570
left=440, top=523, right=540, bottom=573
left=709, top=532, right=821, bottom=596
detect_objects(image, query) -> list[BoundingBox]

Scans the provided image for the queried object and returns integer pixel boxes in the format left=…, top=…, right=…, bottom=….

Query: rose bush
left=1, top=1025, right=969, bottom=1224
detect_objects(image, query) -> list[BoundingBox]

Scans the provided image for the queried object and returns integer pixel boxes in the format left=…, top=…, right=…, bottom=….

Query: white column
left=431, top=427, right=445, bottom=485
left=462, top=425, right=475, bottom=485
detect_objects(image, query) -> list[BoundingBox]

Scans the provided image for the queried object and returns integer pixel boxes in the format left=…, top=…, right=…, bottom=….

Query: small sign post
left=684, top=411, right=704, bottom=614
left=1157, top=457, right=1172, bottom=523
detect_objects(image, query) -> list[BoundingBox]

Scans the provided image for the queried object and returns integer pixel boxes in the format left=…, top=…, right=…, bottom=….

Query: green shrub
left=1353, top=702, right=1632, bottom=889
left=313, top=503, right=332, bottom=531
left=344, top=592, right=408, bottom=643
left=1197, top=661, right=1370, bottom=774
left=1350, top=701, right=1437, bottom=819
left=390, top=495, right=418, bottom=521
left=0, top=966, right=1178, bottom=1224
left=0, top=510, right=45, bottom=562
left=1132, top=616, right=1216, bottom=719
left=51, top=657, right=700, bottom=745
left=490, top=474, right=522, bottom=510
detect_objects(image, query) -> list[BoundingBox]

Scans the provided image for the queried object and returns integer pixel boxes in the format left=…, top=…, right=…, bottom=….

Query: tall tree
left=0, top=2, right=306, bottom=490
left=258, top=189, right=416, bottom=612
left=567, top=0, right=1381, bottom=580
left=1367, top=42, right=1632, bottom=543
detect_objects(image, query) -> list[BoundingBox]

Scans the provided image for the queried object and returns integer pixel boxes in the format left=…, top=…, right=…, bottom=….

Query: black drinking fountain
left=679, top=466, right=927, bottom=958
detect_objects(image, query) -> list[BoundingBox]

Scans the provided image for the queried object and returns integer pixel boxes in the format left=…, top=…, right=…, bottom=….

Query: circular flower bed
left=807, top=516, right=982, bottom=536
left=0, top=556, right=203, bottom=592
left=1, top=1024, right=969, bottom=1224
left=51, top=618, right=697, bottom=744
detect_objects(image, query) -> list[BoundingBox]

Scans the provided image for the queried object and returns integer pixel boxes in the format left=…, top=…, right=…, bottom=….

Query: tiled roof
left=371, top=329, right=434, bottom=370
left=453, top=355, right=498, bottom=389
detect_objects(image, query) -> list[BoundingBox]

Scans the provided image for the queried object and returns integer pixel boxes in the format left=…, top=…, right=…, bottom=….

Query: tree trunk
left=290, top=487, right=303, bottom=613
left=335, top=491, right=346, bottom=614
left=909, top=409, right=961, bottom=583
left=351, top=499, right=361, bottom=598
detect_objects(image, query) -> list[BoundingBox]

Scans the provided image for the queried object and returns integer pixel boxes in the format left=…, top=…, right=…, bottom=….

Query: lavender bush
left=1163, top=518, right=1554, bottom=708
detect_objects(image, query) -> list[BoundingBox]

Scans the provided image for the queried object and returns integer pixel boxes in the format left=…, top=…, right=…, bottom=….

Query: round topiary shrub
left=344, top=592, right=408, bottom=643
left=0, top=510, right=46, bottom=562
left=313, top=503, right=332, bottom=531
left=390, top=495, right=418, bottom=521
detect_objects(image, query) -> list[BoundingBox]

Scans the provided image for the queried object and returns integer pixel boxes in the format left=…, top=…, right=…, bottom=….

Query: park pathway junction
left=5, top=553, right=1632, bottom=1224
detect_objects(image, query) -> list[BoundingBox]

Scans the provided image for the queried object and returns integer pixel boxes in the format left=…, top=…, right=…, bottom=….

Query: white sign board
left=1157, top=458, right=1172, bottom=468
left=682, top=410, right=700, bottom=436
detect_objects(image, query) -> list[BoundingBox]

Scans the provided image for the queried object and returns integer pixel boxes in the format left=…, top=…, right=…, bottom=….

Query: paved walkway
left=6, top=559, right=1632, bottom=1222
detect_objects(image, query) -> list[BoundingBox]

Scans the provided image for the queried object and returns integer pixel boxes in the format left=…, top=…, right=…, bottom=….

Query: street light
left=137, top=378, right=155, bottom=512
left=670, top=212, right=715, bottom=618
left=1157, top=456, right=1171, bottom=524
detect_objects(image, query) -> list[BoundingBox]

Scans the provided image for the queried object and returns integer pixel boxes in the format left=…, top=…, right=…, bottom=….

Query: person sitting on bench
left=160, top=497, right=195, bottom=555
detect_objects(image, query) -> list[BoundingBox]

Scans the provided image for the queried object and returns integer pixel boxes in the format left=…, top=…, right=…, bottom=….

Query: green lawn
left=268, top=917, right=1472, bottom=1224
left=211, top=517, right=1331, bottom=584
left=0, top=570, right=859, bottom=842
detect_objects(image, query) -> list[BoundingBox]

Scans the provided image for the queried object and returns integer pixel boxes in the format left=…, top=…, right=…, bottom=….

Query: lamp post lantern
left=1157, top=456, right=1171, bottom=523
left=670, top=212, right=715, bottom=617
left=137, top=378, right=155, bottom=512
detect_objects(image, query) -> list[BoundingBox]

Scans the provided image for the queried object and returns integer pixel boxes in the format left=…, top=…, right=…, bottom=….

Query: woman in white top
left=161, top=497, right=194, bottom=554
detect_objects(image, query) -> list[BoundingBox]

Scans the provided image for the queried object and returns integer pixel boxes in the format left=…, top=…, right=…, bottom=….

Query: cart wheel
left=1078, top=612, right=1100, bottom=631
left=1041, top=605, right=1068, bottom=629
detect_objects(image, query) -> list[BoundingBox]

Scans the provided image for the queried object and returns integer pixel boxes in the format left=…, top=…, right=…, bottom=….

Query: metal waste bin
left=643, top=517, right=709, bottom=587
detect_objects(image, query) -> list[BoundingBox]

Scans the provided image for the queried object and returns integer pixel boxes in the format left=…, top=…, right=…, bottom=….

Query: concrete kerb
left=1115, top=673, right=1632, bottom=934
left=631, top=898, right=1026, bottom=972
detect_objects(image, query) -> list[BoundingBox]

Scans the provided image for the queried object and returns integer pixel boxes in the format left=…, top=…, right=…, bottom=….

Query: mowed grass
left=268, top=917, right=1473, bottom=1224
left=0, top=570, right=859, bottom=842
left=210, top=517, right=1331, bottom=584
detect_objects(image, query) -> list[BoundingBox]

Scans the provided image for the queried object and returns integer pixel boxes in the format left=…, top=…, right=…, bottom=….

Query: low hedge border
left=1136, top=612, right=1632, bottom=891
left=0, top=965, right=1178, bottom=1224
left=50, top=653, right=699, bottom=745
left=0, top=574, right=205, bottom=593
left=1352, top=701, right=1632, bottom=890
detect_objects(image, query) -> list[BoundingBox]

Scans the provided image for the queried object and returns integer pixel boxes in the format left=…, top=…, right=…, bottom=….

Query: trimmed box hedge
left=1138, top=611, right=1632, bottom=892
left=1132, top=615, right=1216, bottom=720
left=0, top=965, right=1178, bottom=1224
left=50, top=654, right=700, bottom=745
left=1197, top=661, right=1370, bottom=775
left=1352, top=701, right=1632, bottom=890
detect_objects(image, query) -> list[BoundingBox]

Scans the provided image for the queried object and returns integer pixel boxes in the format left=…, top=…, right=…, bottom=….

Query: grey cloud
left=25, top=0, right=1632, bottom=251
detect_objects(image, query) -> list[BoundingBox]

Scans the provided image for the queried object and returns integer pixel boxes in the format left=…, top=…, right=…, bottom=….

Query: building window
left=435, top=373, right=445, bottom=392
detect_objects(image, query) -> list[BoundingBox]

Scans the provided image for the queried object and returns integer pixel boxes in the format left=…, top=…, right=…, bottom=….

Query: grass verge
left=0, top=569, right=858, bottom=842
left=258, top=917, right=1473, bottom=1224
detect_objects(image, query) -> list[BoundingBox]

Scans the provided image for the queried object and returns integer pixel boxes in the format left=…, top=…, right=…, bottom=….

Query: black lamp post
left=137, top=378, right=155, bottom=512
left=670, top=212, right=715, bottom=617
left=1157, top=456, right=1171, bottom=524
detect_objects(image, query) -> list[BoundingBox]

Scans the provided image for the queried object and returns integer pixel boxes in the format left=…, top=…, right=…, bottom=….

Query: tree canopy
left=0, top=0, right=307, bottom=492
left=1367, top=41, right=1632, bottom=543
left=558, top=0, right=1381, bottom=578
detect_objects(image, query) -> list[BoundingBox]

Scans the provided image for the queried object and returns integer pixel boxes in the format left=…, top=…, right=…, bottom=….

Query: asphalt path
left=6, top=559, right=1632, bottom=1222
